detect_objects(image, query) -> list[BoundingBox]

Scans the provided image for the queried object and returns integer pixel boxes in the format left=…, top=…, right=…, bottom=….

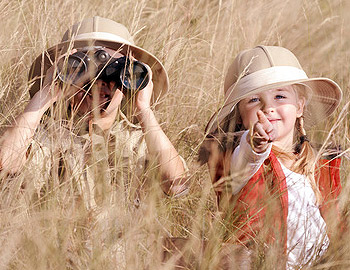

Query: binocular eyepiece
left=56, top=48, right=150, bottom=92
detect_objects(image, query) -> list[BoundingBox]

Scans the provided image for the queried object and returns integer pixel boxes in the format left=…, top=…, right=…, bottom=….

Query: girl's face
left=238, top=85, right=305, bottom=149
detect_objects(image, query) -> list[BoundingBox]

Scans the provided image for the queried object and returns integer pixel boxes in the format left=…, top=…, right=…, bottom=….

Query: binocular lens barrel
left=57, top=52, right=88, bottom=83
left=121, top=61, right=149, bottom=91
left=56, top=50, right=149, bottom=92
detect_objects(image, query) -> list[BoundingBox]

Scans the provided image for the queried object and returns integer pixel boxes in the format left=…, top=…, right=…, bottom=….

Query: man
left=0, top=16, right=188, bottom=209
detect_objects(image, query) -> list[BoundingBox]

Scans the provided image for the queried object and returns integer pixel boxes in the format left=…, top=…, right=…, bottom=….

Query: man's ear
left=296, top=97, right=306, bottom=118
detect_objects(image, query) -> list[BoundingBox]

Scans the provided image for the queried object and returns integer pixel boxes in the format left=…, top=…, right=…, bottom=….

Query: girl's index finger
left=257, top=110, right=269, bottom=124
left=256, top=110, right=275, bottom=141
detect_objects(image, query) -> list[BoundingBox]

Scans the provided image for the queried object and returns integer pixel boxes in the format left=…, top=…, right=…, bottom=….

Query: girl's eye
left=275, top=95, right=286, bottom=99
left=248, top=97, right=259, bottom=103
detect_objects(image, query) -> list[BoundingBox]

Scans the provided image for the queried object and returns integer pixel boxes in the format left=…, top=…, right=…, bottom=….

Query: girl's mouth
left=268, top=118, right=280, bottom=123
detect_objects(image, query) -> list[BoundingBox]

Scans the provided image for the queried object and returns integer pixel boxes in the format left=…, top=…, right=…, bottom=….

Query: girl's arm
left=229, top=130, right=272, bottom=194
left=229, top=111, right=276, bottom=194
left=136, top=75, right=188, bottom=197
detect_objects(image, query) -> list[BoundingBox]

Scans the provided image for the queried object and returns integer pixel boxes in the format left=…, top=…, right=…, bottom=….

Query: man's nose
left=95, top=80, right=116, bottom=93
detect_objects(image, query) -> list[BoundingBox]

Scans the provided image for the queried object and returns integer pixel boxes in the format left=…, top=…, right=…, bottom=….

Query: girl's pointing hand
left=248, top=110, right=277, bottom=153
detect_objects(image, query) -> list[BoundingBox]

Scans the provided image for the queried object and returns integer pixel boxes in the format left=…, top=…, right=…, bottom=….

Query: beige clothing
left=26, top=117, right=148, bottom=210
left=23, top=115, right=188, bottom=266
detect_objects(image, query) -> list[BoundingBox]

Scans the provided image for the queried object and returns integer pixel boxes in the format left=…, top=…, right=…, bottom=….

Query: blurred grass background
left=0, top=0, right=349, bottom=269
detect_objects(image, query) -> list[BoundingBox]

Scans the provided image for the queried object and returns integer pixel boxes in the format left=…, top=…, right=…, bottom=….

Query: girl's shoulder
left=314, top=144, right=343, bottom=161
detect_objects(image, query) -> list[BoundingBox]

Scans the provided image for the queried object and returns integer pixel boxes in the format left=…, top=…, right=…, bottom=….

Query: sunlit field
left=0, top=0, right=349, bottom=269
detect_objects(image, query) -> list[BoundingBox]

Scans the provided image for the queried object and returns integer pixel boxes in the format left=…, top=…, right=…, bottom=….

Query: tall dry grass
left=0, top=0, right=349, bottom=269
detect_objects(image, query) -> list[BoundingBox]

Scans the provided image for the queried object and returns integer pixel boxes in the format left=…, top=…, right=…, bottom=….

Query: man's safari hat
left=28, top=16, right=169, bottom=103
left=205, top=45, right=342, bottom=134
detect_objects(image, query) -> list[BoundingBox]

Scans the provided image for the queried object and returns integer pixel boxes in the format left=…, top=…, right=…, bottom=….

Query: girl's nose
left=261, top=100, right=275, bottom=114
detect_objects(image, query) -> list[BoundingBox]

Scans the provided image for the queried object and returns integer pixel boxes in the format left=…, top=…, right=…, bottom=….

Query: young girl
left=200, top=45, right=343, bottom=268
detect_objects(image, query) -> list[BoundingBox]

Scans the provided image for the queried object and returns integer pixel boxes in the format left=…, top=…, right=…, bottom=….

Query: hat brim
left=205, top=77, right=342, bottom=134
left=28, top=39, right=169, bottom=105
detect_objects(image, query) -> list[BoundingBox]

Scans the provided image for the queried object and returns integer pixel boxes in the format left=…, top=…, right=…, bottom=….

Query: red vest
left=216, top=152, right=342, bottom=250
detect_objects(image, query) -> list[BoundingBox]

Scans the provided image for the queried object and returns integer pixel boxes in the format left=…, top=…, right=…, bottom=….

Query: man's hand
left=90, top=88, right=124, bottom=131
left=135, top=65, right=153, bottom=114
left=248, top=110, right=277, bottom=153
left=34, top=49, right=83, bottom=108
left=131, top=67, right=187, bottom=196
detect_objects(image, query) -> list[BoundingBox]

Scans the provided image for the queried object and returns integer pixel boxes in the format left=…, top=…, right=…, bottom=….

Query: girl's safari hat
left=205, top=45, right=342, bottom=134
left=28, top=16, right=169, bottom=103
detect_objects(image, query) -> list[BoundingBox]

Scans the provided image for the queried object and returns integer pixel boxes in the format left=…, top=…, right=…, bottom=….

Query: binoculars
left=56, top=48, right=150, bottom=92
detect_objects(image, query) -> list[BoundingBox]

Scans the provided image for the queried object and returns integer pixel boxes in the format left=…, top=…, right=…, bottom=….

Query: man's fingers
left=103, top=89, right=124, bottom=115
left=91, top=89, right=124, bottom=131
left=144, top=64, right=153, bottom=82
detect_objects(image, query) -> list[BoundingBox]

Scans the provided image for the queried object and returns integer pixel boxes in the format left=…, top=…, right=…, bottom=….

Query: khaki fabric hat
left=28, top=16, right=169, bottom=103
left=206, top=45, right=342, bottom=134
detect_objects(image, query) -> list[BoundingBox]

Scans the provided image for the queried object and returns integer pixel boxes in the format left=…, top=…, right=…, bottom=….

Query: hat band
left=226, top=66, right=308, bottom=99
left=72, top=32, right=133, bottom=45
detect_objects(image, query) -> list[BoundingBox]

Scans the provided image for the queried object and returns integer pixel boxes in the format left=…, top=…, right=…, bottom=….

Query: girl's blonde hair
left=271, top=115, right=321, bottom=203
left=269, top=84, right=321, bottom=203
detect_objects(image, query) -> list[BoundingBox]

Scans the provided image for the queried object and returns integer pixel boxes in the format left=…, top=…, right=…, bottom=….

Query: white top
left=281, top=162, right=329, bottom=269
left=230, top=130, right=329, bottom=268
